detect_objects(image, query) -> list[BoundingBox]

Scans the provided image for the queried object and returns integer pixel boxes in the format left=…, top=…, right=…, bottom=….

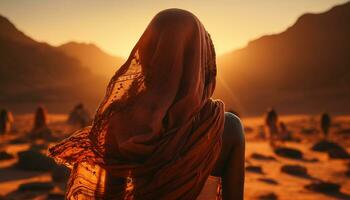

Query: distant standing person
left=67, top=103, right=91, bottom=128
left=0, top=109, right=14, bottom=134
left=265, top=108, right=279, bottom=143
left=279, top=121, right=291, bottom=141
left=31, top=106, right=51, bottom=139
left=33, top=106, right=47, bottom=131
left=321, top=113, right=331, bottom=139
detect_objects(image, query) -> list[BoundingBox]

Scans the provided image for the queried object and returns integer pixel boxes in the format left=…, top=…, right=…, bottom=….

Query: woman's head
left=137, top=9, right=199, bottom=60
left=98, top=9, right=217, bottom=122
left=139, top=8, right=217, bottom=93
left=89, top=9, right=220, bottom=146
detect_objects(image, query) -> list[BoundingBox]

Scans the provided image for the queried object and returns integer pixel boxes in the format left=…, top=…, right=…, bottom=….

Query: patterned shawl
left=49, top=8, right=225, bottom=200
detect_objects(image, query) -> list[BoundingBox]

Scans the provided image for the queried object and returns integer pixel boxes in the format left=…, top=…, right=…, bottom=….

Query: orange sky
left=0, top=0, right=347, bottom=57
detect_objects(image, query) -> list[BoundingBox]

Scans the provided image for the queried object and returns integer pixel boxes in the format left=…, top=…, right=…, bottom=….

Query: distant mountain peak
left=59, top=41, right=123, bottom=59
left=0, top=15, right=16, bottom=30
left=60, top=41, right=101, bottom=51
left=290, top=1, right=350, bottom=32
left=0, top=14, right=106, bottom=113
left=0, top=14, right=34, bottom=43
left=216, top=1, right=350, bottom=115
left=58, top=41, right=125, bottom=77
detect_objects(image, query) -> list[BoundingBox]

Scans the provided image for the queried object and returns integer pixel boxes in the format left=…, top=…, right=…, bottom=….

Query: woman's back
left=198, top=112, right=245, bottom=200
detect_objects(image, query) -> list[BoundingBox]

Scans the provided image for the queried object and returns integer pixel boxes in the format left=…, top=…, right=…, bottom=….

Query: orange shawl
left=49, top=8, right=225, bottom=200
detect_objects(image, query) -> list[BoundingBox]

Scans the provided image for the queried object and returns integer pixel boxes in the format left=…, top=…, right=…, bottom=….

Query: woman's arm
left=220, top=112, right=246, bottom=200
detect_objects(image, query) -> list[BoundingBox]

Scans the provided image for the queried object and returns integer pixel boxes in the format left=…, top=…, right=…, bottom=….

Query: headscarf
left=49, top=8, right=225, bottom=200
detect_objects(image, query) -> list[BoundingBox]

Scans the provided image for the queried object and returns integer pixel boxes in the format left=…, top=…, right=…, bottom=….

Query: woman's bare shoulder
left=210, top=112, right=245, bottom=176
left=223, top=112, right=244, bottom=145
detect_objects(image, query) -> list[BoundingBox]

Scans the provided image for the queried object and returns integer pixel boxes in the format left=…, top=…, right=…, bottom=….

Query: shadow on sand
left=0, top=166, right=43, bottom=183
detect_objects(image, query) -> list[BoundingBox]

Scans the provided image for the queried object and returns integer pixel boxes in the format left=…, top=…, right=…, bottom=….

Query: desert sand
left=0, top=114, right=349, bottom=200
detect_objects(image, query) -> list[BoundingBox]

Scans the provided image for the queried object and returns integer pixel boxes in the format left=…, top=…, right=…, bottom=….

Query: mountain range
left=58, top=42, right=124, bottom=77
left=0, top=2, right=349, bottom=116
left=214, top=2, right=350, bottom=116
left=0, top=15, right=107, bottom=113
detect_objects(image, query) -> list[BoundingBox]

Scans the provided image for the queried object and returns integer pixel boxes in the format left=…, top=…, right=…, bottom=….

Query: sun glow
left=0, top=0, right=346, bottom=57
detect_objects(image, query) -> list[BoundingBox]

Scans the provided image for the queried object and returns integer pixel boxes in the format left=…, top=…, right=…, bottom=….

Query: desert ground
left=0, top=113, right=349, bottom=200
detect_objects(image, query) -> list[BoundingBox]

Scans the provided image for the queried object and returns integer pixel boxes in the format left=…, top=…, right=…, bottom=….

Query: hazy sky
left=0, top=0, right=347, bottom=57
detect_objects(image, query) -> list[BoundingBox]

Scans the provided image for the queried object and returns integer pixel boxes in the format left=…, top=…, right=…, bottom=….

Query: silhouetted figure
left=67, top=103, right=91, bottom=128
left=31, top=106, right=51, bottom=139
left=0, top=109, right=14, bottom=134
left=265, top=108, right=278, bottom=144
left=279, top=121, right=292, bottom=141
left=33, top=106, right=47, bottom=130
left=48, top=9, right=245, bottom=200
left=321, top=113, right=331, bottom=139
